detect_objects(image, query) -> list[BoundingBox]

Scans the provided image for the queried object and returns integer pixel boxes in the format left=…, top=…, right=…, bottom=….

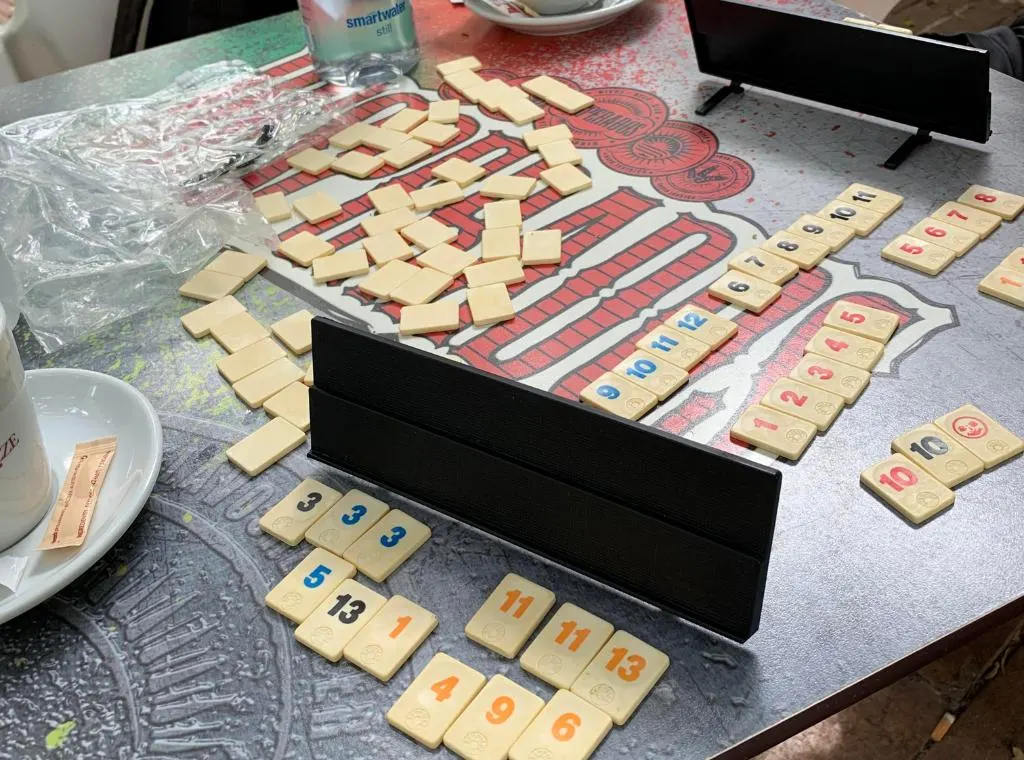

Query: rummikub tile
left=481, top=227, right=521, bottom=260
left=761, top=377, right=843, bottom=431
left=364, top=230, right=415, bottom=265
left=418, top=243, right=477, bottom=276
left=728, top=248, right=798, bottom=285
left=312, top=248, right=370, bottom=283
left=437, top=56, right=482, bottom=77
left=664, top=304, right=737, bottom=348
left=978, top=267, right=1024, bottom=308
left=817, top=200, right=886, bottom=236
left=786, top=214, right=855, bottom=252
left=368, top=184, right=414, bottom=214
left=361, top=125, right=411, bottom=151
left=343, top=595, right=438, bottom=681
left=429, top=99, right=461, bottom=124
left=508, top=690, right=612, bottom=760
left=263, top=381, right=310, bottom=432
left=484, top=199, right=523, bottom=230
left=178, top=270, right=244, bottom=302
left=611, top=349, right=688, bottom=400
left=463, top=258, right=525, bottom=288
left=381, top=107, right=428, bottom=133
left=836, top=182, right=904, bottom=217
left=264, top=547, right=355, bottom=623
left=523, top=124, right=573, bottom=150
left=730, top=404, right=816, bottom=460
left=579, top=372, right=657, bottom=420
left=217, top=337, right=285, bottom=383
left=804, top=325, right=884, bottom=370
left=934, top=404, right=1024, bottom=468
left=286, top=148, right=334, bottom=175
left=379, top=139, right=433, bottom=169
left=760, top=232, right=829, bottom=269
left=930, top=201, right=1001, bottom=238
left=519, top=603, right=614, bottom=689
left=292, top=192, right=342, bottom=224
left=569, top=630, right=670, bottom=725
left=226, top=417, right=306, bottom=477
left=391, top=267, right=454, bottom=306
left=997, top=247, right=1024, bottom=275
left=861, top=454, right=955, bottom=524
left=294, top=578, right=387, bottom=662
left=361, top=206, right=419, bottom=237
left=433, top=157, right=486, bottom=187
left=538, top=139, right=583, bottom=167
left=401, top=217, right=459, bottom=249
left=259, top=479, right=343, bottom=545
left=823, top=299, right=899, bottom=342
left=233, top=356, right=304, bottom=408
left=387, top=653, right=486, bottom=749
left=957, top=184, right=1024, bottom=220
left=408, top=181, right=464, bottom=212
left=789, top=353, right=870, bottom=404
left=443, top=70, right=487, bottom=100
left=328, top=122, right=371, bottom=149
left=254, top=192, right=291, bottom=223
left=480, top=175, right=536, bottom=200
left=497, top=96, right=546, bottom=125
left=206, top=250, right=266, bottom=282
left=271, top=309, right=314, bottom=355
left=443, top=675, right=545, bottom=760
left=181, top=295, right=245, bottom=338
left=359, top=259, right=421, bottom=299
left=408, top=121, right=460, bottom=147
left=331, top=151, right=384, bottom=178
left=635, top=325, right=711, bottom=370
left=306, top=488, right=390, bottom=556
left=892, top=423, right=984, bottom=488
left=540, top=164, right=591, bottom=196
left=399, top=301, right=461, bottom=335
left=277, top=231, right=334, bottom=267
left=907, top=218, right=979, bottom=257
left=467, top=283, right=516, bottom=326
left=521, top=229, right=562, bottom=266
left=708, top=270, right=781, bottom=313
left=210, top=311, right=270, bottom=353
left=464, top=573, right=556, bottom=658
left=881, top=235, right=956, bottom=275
left=342, top=509, right=431, bottom=582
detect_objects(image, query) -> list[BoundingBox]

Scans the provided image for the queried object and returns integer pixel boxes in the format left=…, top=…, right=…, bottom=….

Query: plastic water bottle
left=298, top=0, right=420, bottom=87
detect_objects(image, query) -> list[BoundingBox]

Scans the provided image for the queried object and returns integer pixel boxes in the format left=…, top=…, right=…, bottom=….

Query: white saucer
left=465, top=0, right=648, bottom=35
left=0, top=368, right=162, bottom=624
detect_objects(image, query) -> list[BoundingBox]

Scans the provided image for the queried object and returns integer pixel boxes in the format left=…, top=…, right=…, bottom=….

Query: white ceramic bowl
left=525, top=0, right=601, bottom=15
left=465, top=0, right=648, bottom=35
left=0, top=368, right=162, bottom=623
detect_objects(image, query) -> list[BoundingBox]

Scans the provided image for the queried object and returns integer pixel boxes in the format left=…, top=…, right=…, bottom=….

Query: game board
left=2, top=4, right=1024, bottom=759
left=246, top=58, right=955, bottom=458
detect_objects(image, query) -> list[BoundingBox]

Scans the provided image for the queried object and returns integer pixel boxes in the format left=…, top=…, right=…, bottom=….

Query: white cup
left=0, top=307, right=53, bottom=552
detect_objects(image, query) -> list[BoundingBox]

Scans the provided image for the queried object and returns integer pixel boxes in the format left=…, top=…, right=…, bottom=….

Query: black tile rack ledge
left=308, top=317, right=782, bottom=642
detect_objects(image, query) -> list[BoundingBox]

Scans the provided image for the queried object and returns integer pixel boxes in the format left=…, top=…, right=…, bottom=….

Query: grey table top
left=2, top=6, right=1024, bottom=760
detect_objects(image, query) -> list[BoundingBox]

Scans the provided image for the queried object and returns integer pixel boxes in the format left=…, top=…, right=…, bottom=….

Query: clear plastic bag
left=0, top=60, right=336, bottom=352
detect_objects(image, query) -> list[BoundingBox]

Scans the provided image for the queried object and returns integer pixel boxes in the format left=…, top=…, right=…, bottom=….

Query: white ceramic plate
left=0, top=368, right=162, bottom=624
left=465, top=0, right=648, bottom=35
